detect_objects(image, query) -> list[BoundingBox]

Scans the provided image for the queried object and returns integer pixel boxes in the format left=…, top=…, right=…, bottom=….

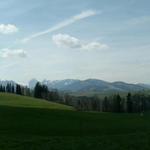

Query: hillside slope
left=0, top=93, right=73, bottom=110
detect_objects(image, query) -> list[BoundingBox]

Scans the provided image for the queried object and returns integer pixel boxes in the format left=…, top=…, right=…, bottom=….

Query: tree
left=2, top=86, right=5, bottom=92
left=0, top=85, right=3, bottom=92
left=6, top=83, right=11, bottom=93
left=103, top=96, right=109, bottom=112
left=16, top=84, right=22, bottom=95
left=48, top=90, right=60, bottom=102
left=64, top=93, right=71, bottom=105
left=127, top=92, right=132, bottom=113
left=116, top=94, right=121, bottom=112
left=11, top=85, right=15, bottom=93
left=112, top=94, right=121, bottom=113
left=34, top=82, right=42, bottom=98
left=41, top=85, right=49, bottom=99
left=24, top=87, right=31, bottom=96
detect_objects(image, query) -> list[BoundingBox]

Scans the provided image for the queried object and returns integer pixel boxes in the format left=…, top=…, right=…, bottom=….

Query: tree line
left=0, top=82, right=62, bottom=103
left=0, top=83, right=33, bottom=96
left=64, top=92, right=149, bottom=113
left=0, top=82, right=150, bottom=113
left=33, top=82, right=61, bottom=102
left=0, top=83, right=22, bottom=95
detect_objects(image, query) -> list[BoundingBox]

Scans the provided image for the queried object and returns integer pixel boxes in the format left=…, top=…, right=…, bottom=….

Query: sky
left=0, top=0, right=150, bottom=84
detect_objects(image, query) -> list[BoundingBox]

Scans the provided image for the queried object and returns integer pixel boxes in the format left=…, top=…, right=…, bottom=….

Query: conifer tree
left=127, top=92, right=132, bottom=113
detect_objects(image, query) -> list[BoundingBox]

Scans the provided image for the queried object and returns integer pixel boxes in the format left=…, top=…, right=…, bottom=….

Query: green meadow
left=0, top=93, right=150, bottom=150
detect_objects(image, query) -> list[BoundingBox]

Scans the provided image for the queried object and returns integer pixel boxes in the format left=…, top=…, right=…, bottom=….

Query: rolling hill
left=0, top=93, right=72, bottom=110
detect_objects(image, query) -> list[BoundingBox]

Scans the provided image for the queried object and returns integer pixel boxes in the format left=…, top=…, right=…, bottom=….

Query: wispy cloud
left=0, top=24, right=18, bottom=34
left=22, top=10, right=99, bottom=43
left=0, top=48, right=27, bottom=58
left=52, top=33, right=108, bottom=51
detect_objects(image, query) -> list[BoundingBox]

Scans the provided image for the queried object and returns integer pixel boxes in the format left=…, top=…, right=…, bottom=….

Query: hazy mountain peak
left=28, top=78, right=150, bottom=92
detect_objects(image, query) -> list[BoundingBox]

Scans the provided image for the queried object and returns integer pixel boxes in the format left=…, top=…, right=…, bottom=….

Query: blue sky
left=0, top=0, right=150, bottom=84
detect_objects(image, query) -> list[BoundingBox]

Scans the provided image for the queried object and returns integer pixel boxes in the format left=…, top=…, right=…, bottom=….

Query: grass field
left=0, top=93, right=150, bottom=150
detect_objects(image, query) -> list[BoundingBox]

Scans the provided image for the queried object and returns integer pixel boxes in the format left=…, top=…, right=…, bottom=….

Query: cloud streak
left=22, top=10, right=99, bottom=43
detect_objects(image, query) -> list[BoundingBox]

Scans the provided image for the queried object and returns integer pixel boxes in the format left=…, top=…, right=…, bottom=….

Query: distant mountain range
left=0, top=79, right=150, bottom=93
left=29, top=79, right=150, bottom=93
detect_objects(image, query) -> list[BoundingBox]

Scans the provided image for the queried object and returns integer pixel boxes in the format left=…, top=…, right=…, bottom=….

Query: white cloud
left=22, top=9, right=99, bottom=43
left=0, top=48, right=27, bottom=58
left=52, top=34, right=108, bottom=51
left=0, top=24, right=18, bottom=34
left=81, top=42, right=108, bottom=51
left=52, top=34, right=82, bottom=48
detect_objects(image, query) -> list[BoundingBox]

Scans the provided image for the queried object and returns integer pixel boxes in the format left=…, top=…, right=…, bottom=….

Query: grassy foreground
left=0, top=93, right=150, bottom=150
